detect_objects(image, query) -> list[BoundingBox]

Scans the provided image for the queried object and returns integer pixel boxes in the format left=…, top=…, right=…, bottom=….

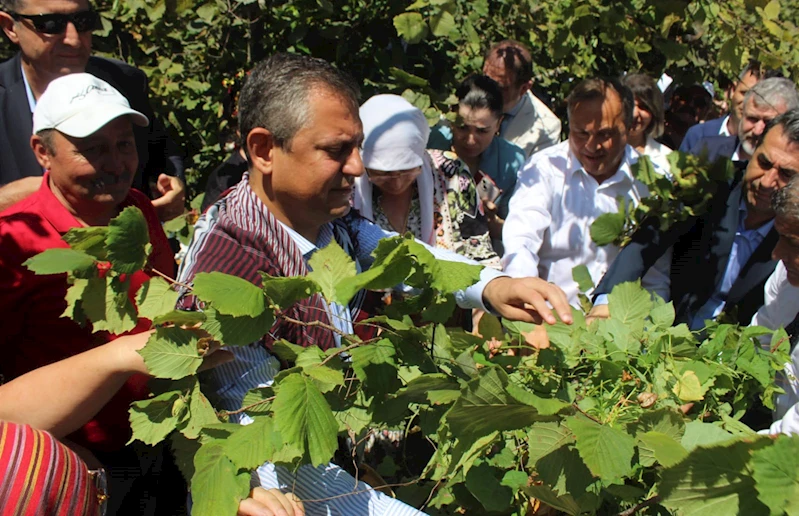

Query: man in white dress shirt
left=752, top=174, right=799, bottom=436
left=482, top=40, right=561, bottom=158
left=502, top=77, right=669, bottom=306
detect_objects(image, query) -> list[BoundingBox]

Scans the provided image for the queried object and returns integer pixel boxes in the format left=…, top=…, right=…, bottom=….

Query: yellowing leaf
left=672, top=370, right=704, bottom=402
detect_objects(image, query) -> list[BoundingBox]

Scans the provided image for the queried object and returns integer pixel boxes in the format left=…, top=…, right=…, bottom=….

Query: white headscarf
left=353, top=94, right=436, bottom=244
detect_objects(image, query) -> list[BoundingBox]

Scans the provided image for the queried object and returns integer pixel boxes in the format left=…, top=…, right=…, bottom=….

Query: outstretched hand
left=482, top=276, right=572, bottom=325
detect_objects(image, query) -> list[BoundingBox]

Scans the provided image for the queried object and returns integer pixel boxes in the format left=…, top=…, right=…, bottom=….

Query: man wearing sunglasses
left=0, top=0, right=186, bottom=222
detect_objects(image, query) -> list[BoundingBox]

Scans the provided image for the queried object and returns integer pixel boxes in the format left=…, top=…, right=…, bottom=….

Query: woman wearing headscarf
left=354, top=93, right=500, bottom=268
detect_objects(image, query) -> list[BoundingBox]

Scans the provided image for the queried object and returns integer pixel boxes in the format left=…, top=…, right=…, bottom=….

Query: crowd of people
left=2, top=0, right=799, bottom=515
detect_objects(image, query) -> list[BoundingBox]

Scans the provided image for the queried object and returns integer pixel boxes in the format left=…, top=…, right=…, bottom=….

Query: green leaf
left=608, top=281, right=652, bottom=334
left=659, top=438, right=770, bottom=515
left=762, top=0, right=780, bottom=21
left=190, top=193, right=205, bottom=211
left=638, top=431, right=688, bottom=467
left=446, top=367, right=542, bottom=440
left=393, top=12, right=428, bottom=44
left=627, top=409, right=686, bottom=440
left=82, top=277, right=138, bottom=334
left=571, top=264, right=594, bottom=293
left=535, top=445, right=595, bottom=496
left=394, top=373, right=460, bottom=405
left=335, top=241, right=412, bottom=305
left=201, top=306, right=274, bottom=346
left=152, top=310, right=206, bottom=326
left=259, top=273, right=320, bottom=309
left=506, top=382, right=570, bottom=415
left=523, top=485, right=582, bottom=515
left=306, top=240, right=357, bottom=304
left=406, top=239, right=483, bottom=293
left=181, top=378, right=221, bottom=439
left=527, top=422, right=576, bottom=464
left=465, top=461, right=512, bottom=512
left=136, top=277, right=180, bottom=321
left=106, top=206, right=150, bottom=274
left=681, top=421, right=735, bottom=451
left=565, top=416, right=636, bottom=480
left=650, top=300, right=676, bottom=328
left=138, top=327, right=203, bottom=379
left=273, top=373, right=338, bottom=466
left=501, top=470, right=529, bottom=490
left=129, top=390, right=182, bottom=445
left=223, top=417, right=282, bottom=471
left=62, top=226, right=108, bottom=259
left=429, top=10, right=455, bottom=37
left=192, top=272, right=266, bottom=317
left=590, top=210, right=625, bottom=246
left=751, top=435, right=799, bottom=516
left=240, top=387, right=275, bottom=417
left=191, top=443, right=250, bottom=516
left=162, top=214, right=188, bottom=234
left=350, top=339, right=400, bottom=397
left=24, top=248, right=96, bottom=276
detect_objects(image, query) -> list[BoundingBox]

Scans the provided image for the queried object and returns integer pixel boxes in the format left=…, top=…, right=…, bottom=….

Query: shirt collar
left=504, top=93, right=527, bottom=118
left=737, top=198, right=774, bottom=238
left=278, top=220, right=334, bottom=261
left=565, top=144, right=637, bottom=185
left=20, top=62, right=37, bottom=113
left=719, top=115, right=732, bottom=137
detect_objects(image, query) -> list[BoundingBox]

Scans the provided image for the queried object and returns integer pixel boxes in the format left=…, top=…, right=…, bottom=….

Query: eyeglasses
left=10, top=10, right=99, bottom=34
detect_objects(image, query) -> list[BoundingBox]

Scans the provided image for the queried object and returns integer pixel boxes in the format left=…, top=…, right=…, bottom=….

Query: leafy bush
left=26, top=207, right=799, bottom=515
left=4, top=0, right=797, bottom=196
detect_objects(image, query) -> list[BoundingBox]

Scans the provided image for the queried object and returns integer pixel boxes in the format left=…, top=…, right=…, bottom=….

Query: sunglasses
left=11, top=10, right=99, bottom=34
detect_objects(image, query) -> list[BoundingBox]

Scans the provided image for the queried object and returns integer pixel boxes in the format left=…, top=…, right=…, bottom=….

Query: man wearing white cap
left=0, top=73, right=183, bottom=515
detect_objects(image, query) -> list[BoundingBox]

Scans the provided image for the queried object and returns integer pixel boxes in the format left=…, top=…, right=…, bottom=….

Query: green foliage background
left=2, top=0, right=799, bottom=195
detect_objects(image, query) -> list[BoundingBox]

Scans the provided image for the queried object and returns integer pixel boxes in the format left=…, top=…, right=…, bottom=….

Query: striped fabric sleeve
left=0, top=421, right=97, bottom=516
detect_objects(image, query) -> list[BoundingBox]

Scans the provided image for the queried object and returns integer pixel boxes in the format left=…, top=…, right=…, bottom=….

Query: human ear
left=30, top=135, right=52, bottom=170
left=246, top=128, right=276, bottom=177
left=0, top=12, right=20, bottom=44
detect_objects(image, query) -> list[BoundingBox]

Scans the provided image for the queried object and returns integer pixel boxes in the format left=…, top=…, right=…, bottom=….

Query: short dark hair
left=773, top=174, right=799, bottom=222
left=483, top=40, right=533, bottom=87
left=0, top=0, right=21, bottom=11
left=761, top=108, right=799, bottom=149
left=740, top=59, right=783, bottom=81
left=621, top=73, right=666, bottom=138
left=238, top=53, right=360, bottom=155
left=455, top=75, right=504, bottom=119
left=566, top=77, right=635, bottom=129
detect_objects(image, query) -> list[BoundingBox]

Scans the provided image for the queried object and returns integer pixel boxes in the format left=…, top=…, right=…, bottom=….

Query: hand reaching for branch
left=482, top=276, right=573, bottom=325
left=237, top=488, right=305, bottom=516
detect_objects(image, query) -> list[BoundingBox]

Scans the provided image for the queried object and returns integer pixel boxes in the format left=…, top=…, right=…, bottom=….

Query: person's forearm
left=0, top=176, right=41, bottom=212
left=0, top=333, right=149, bottom=438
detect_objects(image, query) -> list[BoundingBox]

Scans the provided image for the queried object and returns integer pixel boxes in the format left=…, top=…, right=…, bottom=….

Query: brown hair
left=483, top=40, right=532, bottom=87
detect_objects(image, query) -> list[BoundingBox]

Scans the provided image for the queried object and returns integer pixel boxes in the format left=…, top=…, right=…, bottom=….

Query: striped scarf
left=181, top=178, right=378, bottom=351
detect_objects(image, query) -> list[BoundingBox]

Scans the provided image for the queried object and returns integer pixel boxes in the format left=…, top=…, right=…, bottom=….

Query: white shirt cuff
left=456, top=267, right=506, bottom=312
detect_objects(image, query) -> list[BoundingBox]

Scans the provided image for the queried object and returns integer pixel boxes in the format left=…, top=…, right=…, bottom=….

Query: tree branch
left=618, top=496, right=661, bottom=516
left=217, top=396, right=275, bottom=418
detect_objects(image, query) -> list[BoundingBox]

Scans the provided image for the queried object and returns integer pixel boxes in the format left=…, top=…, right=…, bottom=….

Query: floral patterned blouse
left=371, top=183, right=424, bottom=240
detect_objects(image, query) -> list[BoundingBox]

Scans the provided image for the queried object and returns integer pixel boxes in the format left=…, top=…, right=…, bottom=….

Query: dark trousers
left=94, top=441, right=187, bottom=516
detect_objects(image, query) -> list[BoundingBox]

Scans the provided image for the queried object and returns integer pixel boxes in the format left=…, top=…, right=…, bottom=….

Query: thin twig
left=573, top=404, right=602, bottom=424
left=618, top=496, right=661, bottom=516
left=217, top=396, right=275, bottom=418
left=280, top=314, right=355, bottom=341
left=318, top=337, right=381, bottom=367
left=149, top=267, right=193, bottom=291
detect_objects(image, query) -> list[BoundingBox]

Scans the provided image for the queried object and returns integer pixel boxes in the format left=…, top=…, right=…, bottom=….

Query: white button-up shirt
left=751, top=261, right=799, bottom=436
left=501, top=141, right=670, bottom=306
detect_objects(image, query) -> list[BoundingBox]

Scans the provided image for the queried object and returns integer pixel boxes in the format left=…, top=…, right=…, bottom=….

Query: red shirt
left=0, top=173, right=174, bottom=451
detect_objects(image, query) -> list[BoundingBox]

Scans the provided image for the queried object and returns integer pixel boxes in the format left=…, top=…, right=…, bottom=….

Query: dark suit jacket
left=679, top=116, right=727, bottom=152
left=594, top=179, right=778, bottom=326
left=0, top=53, right=184, bottom=197
left=687, top=134, right=739, bottom=162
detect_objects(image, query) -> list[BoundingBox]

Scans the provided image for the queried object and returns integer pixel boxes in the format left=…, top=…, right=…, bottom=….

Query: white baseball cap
left=33, top=73, right=149, bottom=138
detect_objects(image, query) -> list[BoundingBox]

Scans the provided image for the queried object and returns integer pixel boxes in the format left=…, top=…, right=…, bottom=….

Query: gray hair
left=772, top=174, right=799, bottom=222
left=36, top=129, right=57, bottom=155
left=238, top=53, right=360, bottom=156
left=744, top=77, right=799, bottom=114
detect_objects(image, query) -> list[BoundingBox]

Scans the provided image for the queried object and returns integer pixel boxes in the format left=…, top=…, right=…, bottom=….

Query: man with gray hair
left=178, top=52, right=572, bottom=514
left=686, top=77, right=799, bottom=162
left=592, top=109, right=799, bottom=328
